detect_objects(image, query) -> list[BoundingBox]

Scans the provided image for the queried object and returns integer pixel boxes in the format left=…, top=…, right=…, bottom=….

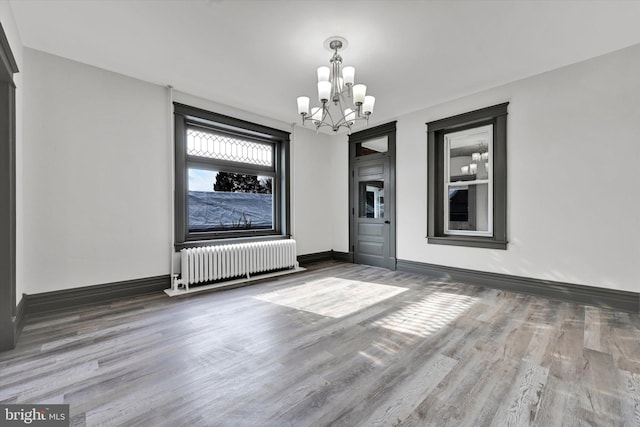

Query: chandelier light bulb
left=311, top=107, right=322, bottom=125
left=342, top=66, right=355, bottom=85
left=363, top=96, right=375, bottom=115
left=318, top=81, right=331, bottom=102
left=344, top=108, right=355, bottom=125
left=297, top=96, right=310, bottom=115
left=352, top=84, right=367, bottom=105
left=317, top=66, right=330, bottom=82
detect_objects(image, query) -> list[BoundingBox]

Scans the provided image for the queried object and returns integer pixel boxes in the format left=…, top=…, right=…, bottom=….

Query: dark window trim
left=426, top=103, right=508, bottom=250
left=174, top=103, right=290, bottom=248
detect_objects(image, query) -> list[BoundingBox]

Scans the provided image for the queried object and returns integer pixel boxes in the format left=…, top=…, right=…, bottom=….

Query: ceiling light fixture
left=296, top=36, right=375, bottom=133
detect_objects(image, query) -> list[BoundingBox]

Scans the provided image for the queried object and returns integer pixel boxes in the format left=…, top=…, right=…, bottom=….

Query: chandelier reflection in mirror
left=296, top=36, right=375, bottom=133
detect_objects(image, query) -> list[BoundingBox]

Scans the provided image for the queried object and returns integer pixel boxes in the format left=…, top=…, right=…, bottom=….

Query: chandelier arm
left=322, top=105, right=339, bottom=131
left=334, top=93, right=350, bottom=132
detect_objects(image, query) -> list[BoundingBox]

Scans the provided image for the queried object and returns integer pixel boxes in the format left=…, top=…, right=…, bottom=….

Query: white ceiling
left=9, top=0, right=640, bottom=128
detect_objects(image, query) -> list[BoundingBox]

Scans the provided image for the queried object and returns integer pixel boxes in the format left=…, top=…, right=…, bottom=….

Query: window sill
left=427, top=236, right=507, bottom=250
left=175, top=234, right=292, bottom=251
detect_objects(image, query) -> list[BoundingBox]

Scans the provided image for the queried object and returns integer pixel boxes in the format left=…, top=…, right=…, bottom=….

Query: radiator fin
left=180, top=240, right=298, bottom=286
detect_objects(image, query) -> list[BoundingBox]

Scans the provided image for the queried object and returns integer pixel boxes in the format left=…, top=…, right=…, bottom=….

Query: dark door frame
left=348, top=121, right=397, bottom=270
left=0, top=22, right=19, bottom=351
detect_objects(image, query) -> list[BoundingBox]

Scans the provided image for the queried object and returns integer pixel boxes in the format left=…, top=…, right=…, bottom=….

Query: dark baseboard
left=332, top=250, right=354, bottom=263
left=0, top=297, right=26, bottom=351
left=397, top=259, right=639, bottom=314
left=14, top=296, right=25, bottom=339
left=297, top=250, right=354, bottom=266
left=24, top=275, right=170, bottom=315
left=297, top=251, right=333, bottom=265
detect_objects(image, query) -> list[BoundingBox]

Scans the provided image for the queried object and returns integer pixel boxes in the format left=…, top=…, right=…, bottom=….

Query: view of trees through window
left=213, top=172, right=272, bottom=194
left=188, top=168, right=273, bottom=232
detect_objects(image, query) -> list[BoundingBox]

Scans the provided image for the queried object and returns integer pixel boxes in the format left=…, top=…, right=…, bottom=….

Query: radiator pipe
left=167, top=85, right=178, bottom=291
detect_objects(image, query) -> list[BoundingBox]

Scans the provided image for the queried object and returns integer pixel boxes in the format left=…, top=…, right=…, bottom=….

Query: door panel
left=357, top=164, right=384, bottom=177
left=349, top=122, right=396, bottom=271
left=358, top=223, right=384, bottom=237
left=353, top=157, right=390, bottom=268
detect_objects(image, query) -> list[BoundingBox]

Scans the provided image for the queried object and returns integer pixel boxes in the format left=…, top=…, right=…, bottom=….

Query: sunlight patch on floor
left=373, top=291, right=477, bottom=337
left=253, top=277, right=408, bottom=318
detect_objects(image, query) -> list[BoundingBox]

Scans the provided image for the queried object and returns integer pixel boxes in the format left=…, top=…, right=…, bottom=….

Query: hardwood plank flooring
left=1, top=261, right=638, bottom=426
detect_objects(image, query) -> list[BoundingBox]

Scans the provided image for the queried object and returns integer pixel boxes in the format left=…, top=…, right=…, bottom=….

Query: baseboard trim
left=25, top=275, right=170, bottom=315
left=297, top=251, right=333, bottom=265
left=332, top=250, right=354, bottom=263
left=397, top=259, right=639, bottom=313
left=297, top=250, right=354, bottom=266
left=14, top=296, right=25, bottom=339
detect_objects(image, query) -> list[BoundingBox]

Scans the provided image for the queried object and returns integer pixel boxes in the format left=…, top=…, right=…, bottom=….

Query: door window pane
left=188, top=168, right=273, bottom=232
left=359, top=181, right=384, bottom=218
left=356, top=136, right=388, bottom=157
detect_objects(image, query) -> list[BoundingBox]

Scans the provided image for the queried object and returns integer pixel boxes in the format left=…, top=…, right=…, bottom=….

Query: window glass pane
left=447, top=183, right=489, bottom=232
left=188, top=168, right=273, bottom=232
left=356, top=136, right=388, bottom=157
left=447, top=126, right=491, bottom=182
left=187, top=128, right=273, bottom=167
left=359, top=180, right=384, bottom=218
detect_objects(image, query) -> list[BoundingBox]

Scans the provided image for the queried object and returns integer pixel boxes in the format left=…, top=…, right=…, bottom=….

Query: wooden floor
left=1, top=262, right=639, bottom=426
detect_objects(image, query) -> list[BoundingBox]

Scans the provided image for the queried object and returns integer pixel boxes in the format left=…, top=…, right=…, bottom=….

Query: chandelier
left=296, top=37, right=375, bottom=133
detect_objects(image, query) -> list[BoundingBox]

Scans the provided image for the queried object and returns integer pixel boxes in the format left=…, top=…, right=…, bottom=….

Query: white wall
left=172, top=91, right=288, bottom=135
left=291, top=125, right=334, bottom=255
left=329, top=134, right=349, bottom=253
left=19, top=52, right=339, bottom=295
left=1, top=1, right=24, bottom=306
left=21, top=48, right=171, bottom=294
left=392, top=43, right=640, bottom=293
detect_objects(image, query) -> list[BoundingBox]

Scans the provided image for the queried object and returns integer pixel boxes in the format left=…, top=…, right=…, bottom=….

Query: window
left=444, top=125, right=492, bottom=236
left=427, top=103, right=508, bottom=249
left=174, top=103, right=290, bottom=247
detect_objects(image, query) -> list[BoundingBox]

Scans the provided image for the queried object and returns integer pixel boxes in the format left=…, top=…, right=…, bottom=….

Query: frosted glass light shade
left=317, top=66, right=330, bottom=82
left=344, top=108, right=355, bottom=125
left=318, top=81, right=331, bottom=102
left=472, top=152, right=481, bottom=161
left=342, top=66, right=355, bottom=85
left=363, top=96, right=375, bottom=114
left=469, top=163, right=478, bottom=174
left=311, top=107, right=322, bottom=124
left=297, top=96, right=310, bottom=115
left=353, top=84, right=367, bottom=105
